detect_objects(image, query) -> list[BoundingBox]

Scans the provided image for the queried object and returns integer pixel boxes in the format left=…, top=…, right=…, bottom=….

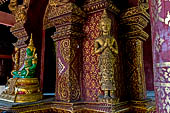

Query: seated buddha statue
left=0, top=34, right=42, bottom=103
left=11, top=35, right=37, bottom=78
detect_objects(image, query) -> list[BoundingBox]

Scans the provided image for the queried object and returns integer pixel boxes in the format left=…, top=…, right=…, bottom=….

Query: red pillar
left=40, top=30, right=45, bottom=91
left=149, top=0, right=170, bottom=112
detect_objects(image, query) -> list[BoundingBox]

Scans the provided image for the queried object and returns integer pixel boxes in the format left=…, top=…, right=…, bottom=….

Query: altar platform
left=0, top=96, right=130, bottom=113
left=0, top=99, right=156, bottom=113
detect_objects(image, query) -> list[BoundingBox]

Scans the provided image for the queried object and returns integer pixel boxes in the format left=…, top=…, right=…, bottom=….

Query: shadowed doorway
left=43, top=27, right=56, bottom=94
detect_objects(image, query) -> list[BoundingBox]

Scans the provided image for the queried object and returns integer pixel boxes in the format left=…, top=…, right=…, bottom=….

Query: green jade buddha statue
left=11, top=35, right=37, bottom=78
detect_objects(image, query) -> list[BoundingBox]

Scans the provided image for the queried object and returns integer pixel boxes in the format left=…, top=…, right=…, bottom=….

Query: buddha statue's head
left=26, top=34, right=36, bottom=57
left=99, top=10, right=112, bottom=36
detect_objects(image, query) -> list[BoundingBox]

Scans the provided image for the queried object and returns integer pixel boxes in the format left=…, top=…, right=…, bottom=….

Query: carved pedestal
left=0, top=78, right=42, bottom=103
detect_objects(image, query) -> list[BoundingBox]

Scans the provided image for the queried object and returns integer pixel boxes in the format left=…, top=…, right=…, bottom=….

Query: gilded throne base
left=0, top=78, right=42, bottom=103
left=98, top=96, right=119, bottom=104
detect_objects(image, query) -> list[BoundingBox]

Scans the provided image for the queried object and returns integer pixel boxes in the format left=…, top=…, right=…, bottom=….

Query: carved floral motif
left=149, top=0, right=170, bottom=112
left=83, top=11, right=102, bottom=101
left=8, top=0, right=30, bottom=23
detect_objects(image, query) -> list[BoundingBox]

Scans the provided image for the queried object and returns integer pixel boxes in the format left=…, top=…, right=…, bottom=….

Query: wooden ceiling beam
left=0, top=11, right=15, bottom=26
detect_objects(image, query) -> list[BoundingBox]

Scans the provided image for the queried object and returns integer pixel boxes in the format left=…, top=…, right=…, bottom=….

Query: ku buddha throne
left=0, top=35, right=42, bottom=103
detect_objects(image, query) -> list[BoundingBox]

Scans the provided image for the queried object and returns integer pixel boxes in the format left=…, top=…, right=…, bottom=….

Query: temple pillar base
left=0, top=100, right=130, bottom=113
left=129, top=99, right=156, bottom=112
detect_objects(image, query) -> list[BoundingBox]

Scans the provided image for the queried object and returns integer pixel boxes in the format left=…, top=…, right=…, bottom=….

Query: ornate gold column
left=120, top=5, right=156, bottom=112
left=46, top=1, right=85, bottom=102
left=9, top=0, right=30, bottom=70
left=120, top=6, right=149, bottom=100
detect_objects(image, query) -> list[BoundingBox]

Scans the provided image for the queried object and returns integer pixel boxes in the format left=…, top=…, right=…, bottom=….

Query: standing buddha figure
left=94, top=10, right=118, bottom=100
left=11, top=34, right=37, bottom=78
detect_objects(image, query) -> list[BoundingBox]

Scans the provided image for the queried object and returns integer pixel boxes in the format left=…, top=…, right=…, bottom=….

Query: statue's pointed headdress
left=100, top=10, right=111, bottom=23
left=101, top=10, right=108, bottom=19
left=27, top=33, right=36, bottom=55
left=99, top=10, right=112, bottom=32
left=29, top=34, right=34, bottom=45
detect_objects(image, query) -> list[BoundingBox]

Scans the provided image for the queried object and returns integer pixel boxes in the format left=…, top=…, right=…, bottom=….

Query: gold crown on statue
left=27, top=34, right=36, bottom=52
left=100, top=9, right=111, bottom=24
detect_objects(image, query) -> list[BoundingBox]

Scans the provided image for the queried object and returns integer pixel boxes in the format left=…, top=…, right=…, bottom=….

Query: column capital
left=47, top=3, right=85, bottom=41
left=122, top=25, right=149, bottom=41
left=44, top=2, right=86, bottom=29
left=120, top=6, right=150, bottom=20
left=51, top=24, right=84, bottom=41
left=83, top=0, right=120, bottom=14
left=120, top=6, right=150, bottom=41
left=48, top=2, right=86, bottom=20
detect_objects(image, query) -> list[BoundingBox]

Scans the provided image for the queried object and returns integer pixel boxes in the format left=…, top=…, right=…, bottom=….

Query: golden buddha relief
left=95, top=10, right=119, bottom=102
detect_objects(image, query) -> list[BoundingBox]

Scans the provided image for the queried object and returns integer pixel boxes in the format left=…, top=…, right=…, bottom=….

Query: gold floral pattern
left=82, top=11, right=102, bottom=101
